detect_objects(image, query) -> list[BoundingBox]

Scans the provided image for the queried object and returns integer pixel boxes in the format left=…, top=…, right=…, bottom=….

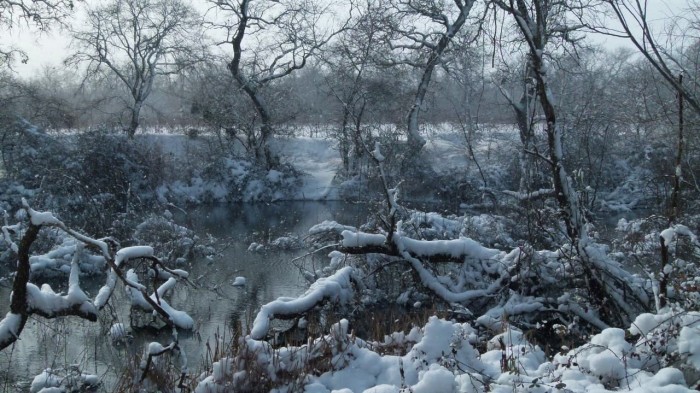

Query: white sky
left=3, top=0, right=693, bottom=79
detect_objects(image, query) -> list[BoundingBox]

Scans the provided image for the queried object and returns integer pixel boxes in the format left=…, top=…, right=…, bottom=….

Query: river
left=0, top=201, right=369, bottom=391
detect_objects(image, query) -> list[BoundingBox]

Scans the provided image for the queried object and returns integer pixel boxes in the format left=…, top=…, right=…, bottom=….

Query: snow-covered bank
left=195, top=313, right=700, bottom=392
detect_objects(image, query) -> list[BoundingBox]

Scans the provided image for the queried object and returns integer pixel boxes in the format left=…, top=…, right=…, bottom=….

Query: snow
left=95, top=246, right=156, bottom=309
left=30, top=369, right=62, bottom=393
left=149, top=279, right=194, bottom=330
left=29, top=368, right=100, bottom=392
left=372, top=142, right=385, bottom=162
left=661, top=227, right=676, bottom=246
left=309, top=220, right=357, bottom=236
left=125, top=269, right=152, bottom=310
left=148, top=341, right=169, bottom=355
left=5, top=132, right=700, bottom=392
left=679, top=322, right=700, bottom=369
left=232, top=276, right=246, bottom=286
left=0, top=312, right=22, bottom=344
left=110, top=323, right=127, bottom=341
left=629, top=312, right=666, bottom=336
left=401, top=237, right=502, bottom=260
left=22, top=199, right=62, bottom=226
left=250, top=266, right=354, bottom=339
left=274, top=136, right=342, bottom=200
left=25, top=258, right=96, bottom=318
left=115, top=246, right=154, bottom=265
left=341, top=231, right=386, bottom=248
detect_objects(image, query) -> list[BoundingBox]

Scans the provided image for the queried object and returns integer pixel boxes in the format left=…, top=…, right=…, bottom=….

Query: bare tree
left=208, top=0, right=349, bottom=168
left=318, top=0, right=388, bottom=176
left=375, top=0, right=481, bottom=158
left=603, top=0, right=700, bottom=115
left=0, top=0, right=74, bottom=67
left=67, top=0, right=206, bottom=137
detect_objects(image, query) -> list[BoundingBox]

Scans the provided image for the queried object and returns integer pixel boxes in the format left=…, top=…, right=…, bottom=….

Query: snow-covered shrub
left=0, top=124, right=172, bottom=236
left=192, top=308, right=699, bottom=392
left=612, top=216, right=700, bottom=310
left=132, top=212, right=215, bottom=264
left=157, top=156, right=303, bottom=204
left=29, top=367, right=100, bottom=393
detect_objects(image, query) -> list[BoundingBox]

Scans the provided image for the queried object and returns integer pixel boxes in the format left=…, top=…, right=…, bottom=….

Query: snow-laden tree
left=66, top=0, right=207, bottom=137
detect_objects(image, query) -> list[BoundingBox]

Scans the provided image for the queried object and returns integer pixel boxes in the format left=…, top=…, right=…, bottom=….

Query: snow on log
left=26, top=282, right=97, bottom=320
left=125, top=270, right=153, bottom=310
left=340, top=230, right=386, bottom=248
left=115, top=246, right=154, bottom=265
left=341, top=230, right=503, bottom=262
left=124, top=271, right=193, bottom=329
left=308, top=220, right=357, bottom=236
left=149, top=295, right=194, bottom=330
left=401, top=237, right=502, bottom=260
left=156, top=277, right=177, bottom=297
left=502, top=188, right=555, bottom=200
left=251, top=266, right=354, bottom=340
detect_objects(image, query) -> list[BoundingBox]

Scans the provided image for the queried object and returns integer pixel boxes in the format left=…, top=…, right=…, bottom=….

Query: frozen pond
left=0, top=201, right=368, bottom=391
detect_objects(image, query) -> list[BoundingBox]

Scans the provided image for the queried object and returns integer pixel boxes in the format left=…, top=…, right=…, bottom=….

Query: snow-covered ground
left=272, top=136, right=344, bottom=200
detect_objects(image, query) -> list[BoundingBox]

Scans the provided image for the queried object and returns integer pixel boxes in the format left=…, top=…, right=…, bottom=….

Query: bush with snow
left=192, top=311, right=699, bottom=392
left=157, top=156, right=303, bottom=204
left=29, top=367, right=100, bottom=393
left=132, top=213, right=216, bottom=264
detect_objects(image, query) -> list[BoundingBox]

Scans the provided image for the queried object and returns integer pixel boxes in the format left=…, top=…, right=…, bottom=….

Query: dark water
left=0, top=201, right=368, bottom=391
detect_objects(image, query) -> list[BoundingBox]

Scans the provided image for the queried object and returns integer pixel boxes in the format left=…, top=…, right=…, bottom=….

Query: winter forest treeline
left=2, top=0, right=700, bottom=392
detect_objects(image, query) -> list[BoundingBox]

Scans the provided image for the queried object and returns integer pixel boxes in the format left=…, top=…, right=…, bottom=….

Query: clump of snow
left=109, top=323, right=127, bottom=341
left=373, top=142, right=385, bottom=162
left=0, top=312, right=22, bottom=347
left=680, top=324, right=700, bottom=368
left=30, top=369, right=62, bottom=393
left=247, top=242, right=264, bottom=252
left=232, top=276, right=246, bottom=286
left=22, top=199, right=62, bottom=226
left=341, top=230, right=386, bottom=248
left=29, top=368, right=99, bottom=393
left=270, top=235, right=304, bottom=250
left=309, top=220, right=357, bottom=236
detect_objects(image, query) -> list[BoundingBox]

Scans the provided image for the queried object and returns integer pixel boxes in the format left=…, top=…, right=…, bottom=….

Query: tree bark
left=127, top=102, right=142, bottom=138
left=1, top=223, right=39, bottom=351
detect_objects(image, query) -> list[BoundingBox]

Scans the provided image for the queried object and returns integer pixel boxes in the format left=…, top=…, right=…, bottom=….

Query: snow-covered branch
left=0, top=202, right=194, bottom=351
left=251, top=266, right=355, bottom=340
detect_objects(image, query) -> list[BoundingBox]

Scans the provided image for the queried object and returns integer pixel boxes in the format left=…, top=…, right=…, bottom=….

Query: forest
left=1, top=0, right=700, bottom=391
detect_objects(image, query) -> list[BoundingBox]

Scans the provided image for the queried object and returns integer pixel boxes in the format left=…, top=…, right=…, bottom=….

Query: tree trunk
left=127, top=103, right=142, bottom=138
left=669, top=73, right=684, bottom=224
left=240, top=82, right=277, bottom=169
left=1, top=223, right=40, bottom=351
left=514, top=73, right=537, bottom=194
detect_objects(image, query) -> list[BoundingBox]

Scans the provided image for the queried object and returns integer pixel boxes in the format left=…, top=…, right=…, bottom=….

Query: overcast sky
left=3, top=0, right=693, bottom=78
